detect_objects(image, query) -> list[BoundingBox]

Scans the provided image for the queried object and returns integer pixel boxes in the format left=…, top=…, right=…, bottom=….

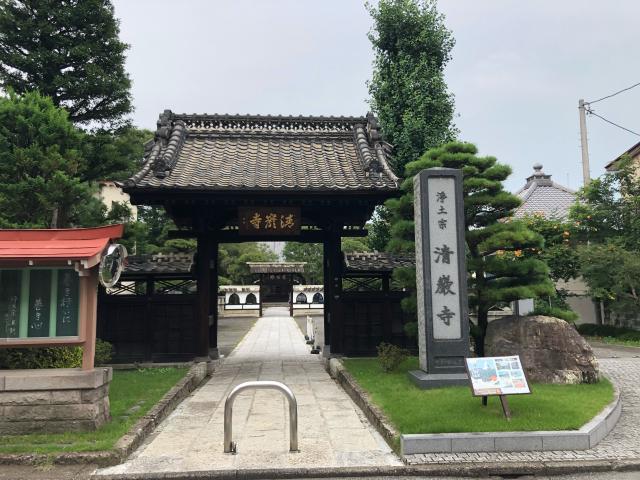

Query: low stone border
left=0, top=361, right=212, bottom=467
left=91, top=458, right=640, bottom=480
left=328, top=358, right=622, bottom=456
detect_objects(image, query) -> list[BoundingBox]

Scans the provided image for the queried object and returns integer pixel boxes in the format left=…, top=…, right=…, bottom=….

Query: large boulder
left=485, top=315, right=599, bottom=384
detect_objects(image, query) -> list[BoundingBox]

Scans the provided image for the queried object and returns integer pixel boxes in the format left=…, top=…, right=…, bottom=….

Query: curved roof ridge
left=123, top=109, right=399, bottom=193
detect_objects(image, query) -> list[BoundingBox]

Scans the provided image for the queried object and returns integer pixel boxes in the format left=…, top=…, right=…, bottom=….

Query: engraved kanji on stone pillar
left=410, top=168, right=470, bottom=389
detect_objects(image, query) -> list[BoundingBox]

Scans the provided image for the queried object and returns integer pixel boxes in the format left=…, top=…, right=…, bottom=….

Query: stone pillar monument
left=409, top=168, right=470, bottom=388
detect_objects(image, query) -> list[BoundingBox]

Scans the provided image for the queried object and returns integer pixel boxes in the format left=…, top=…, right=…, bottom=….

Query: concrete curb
left=328, top=358, right=623, bottom=456
left=92, top=458, right=640, bottom=479
left=0, top=361, right=213, bottom=467
left=326, top=357, right=398, bottom=447
left=401, top=381, right=622, bottom=454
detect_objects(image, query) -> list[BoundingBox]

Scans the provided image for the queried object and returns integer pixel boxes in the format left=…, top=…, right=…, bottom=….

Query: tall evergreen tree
left=367, top=0, right=457, bottom=249
left=388, top=142, right=554, bottom=355
left=0, top=90, right=103, bottom=227
left=0, top=0, right=132, bottom=127
left=367, top=0, right=457, bottom=174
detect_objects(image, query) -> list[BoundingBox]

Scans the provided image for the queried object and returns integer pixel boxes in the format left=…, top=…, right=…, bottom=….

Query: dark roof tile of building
left=344, top=251, right=415, bottom=273
left=123, top=253, right=194, bottom=276
left=124, top=111, right=399, bottom=193
left=514, top=164, right=576, bottom=219
left=247, top=262, right=306, bottom=274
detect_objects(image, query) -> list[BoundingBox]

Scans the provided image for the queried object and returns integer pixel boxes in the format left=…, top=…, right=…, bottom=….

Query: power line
left=586, top=81, right=640, bottom=105
left=586, top=107, right=640, bottom=137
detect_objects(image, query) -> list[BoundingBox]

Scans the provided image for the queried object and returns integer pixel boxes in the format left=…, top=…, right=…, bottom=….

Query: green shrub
left=95, top=339, right=114, bottom=365
left=377, top=342, right=409, bottom=373
left=0, top=346, right=82, bottom=369
left=0, top=338, right=114, bottom=369
left=577, top=324, right=640, bottom=340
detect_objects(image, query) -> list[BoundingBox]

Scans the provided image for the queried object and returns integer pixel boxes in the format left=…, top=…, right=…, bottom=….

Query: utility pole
left=578, top=99, right=591, bottom=186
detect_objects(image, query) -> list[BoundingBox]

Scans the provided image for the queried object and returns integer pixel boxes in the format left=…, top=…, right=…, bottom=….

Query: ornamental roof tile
left=123, top=253, right=194, bottom=276
left=514, top=164, right=576, bottom=220
left=343, top=251, right=415, bottom=273
left=247, top=262, right=306, bottom=274
left=124, top=111, right=399, bottom=193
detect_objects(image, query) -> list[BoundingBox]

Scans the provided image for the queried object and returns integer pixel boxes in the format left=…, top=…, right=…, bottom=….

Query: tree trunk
left=476, top=307, right=489, bottom=357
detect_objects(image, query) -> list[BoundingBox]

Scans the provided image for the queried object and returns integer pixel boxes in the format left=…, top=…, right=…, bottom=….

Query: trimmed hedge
left=0, top=339, right=114, bottom=369
left=576, top=324, right=640, bottom=341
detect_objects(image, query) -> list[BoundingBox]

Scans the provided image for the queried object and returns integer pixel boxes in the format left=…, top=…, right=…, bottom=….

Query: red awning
left=0, top=224, right=124, bottom=266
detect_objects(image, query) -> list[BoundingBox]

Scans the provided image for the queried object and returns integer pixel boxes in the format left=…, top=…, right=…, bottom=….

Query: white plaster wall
left=97, top=182, right=138, bottom=220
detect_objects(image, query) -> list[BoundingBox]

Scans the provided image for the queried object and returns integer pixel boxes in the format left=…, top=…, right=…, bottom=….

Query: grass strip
left=343, top=357, right=613, bottom=434
left=0, top=367, right=188, bottom=454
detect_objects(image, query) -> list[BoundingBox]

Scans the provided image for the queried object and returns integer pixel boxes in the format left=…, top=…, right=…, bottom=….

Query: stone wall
left=0, top=367, right=112, bottom=434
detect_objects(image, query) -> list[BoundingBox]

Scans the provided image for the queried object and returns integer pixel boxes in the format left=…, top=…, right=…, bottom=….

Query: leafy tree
left=0, top=0, right=132, bottom=127
left=367, top=206, right=392, bottom=251
left=578, top=243, right=640, bottom=325
left=521, top=214, right=580, bottom=283
left=341, top=237, right=371, bottom=253
left=569, top=156, right=640, bottom=324
left=571, top=155, right=640, bottom=250
left=387, top=142, right=554, bottom=355
left=367, top=0, right=457, bottom=174
left=0, top=90, right=103, bottom=227
left=367, top=0, right=457, bottom=251
left=283, top=243, right=323, bottom=284
left=82, top=127, right=152, bottom=182
left=218, top=243, right=278, bottom=285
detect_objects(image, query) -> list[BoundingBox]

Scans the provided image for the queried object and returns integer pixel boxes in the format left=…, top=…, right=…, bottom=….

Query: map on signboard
left=465, top=355, right=531, bottom=396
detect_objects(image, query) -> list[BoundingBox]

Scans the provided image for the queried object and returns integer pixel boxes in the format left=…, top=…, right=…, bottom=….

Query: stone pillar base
left=0, top=367, right=112, bottom=435
left=408, top=370, right=468, bottom=389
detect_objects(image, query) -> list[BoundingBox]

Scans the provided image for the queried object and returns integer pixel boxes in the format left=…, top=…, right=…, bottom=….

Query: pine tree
left=387, top=142, right=554, bottom=355
left=0, top=0, right=132, bottom=126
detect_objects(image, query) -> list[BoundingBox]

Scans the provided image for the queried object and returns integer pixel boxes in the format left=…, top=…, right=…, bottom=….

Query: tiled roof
left=605, top=140, right=640, bottom=171
left=344, top=251, right=415, bottom=273
left=123, top=253, right=194, bottom=275
left=123, top=111, right=399, bottom=193
left=514, top=164, right=576, bottom=219
left=247, top=262, right=306, bottom=274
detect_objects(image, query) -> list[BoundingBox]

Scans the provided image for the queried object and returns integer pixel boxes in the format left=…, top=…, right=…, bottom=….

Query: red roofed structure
left=0, top=224, right=123, bottom=269
left=0, top=225, right=124, bottom=370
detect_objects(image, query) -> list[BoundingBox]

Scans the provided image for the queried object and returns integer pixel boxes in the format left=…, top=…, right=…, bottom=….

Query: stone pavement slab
left=95, top=308, right=400, bottom=476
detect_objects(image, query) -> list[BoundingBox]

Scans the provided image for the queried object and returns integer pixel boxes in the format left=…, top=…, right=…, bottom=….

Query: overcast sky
left=112, top=0, right=640, bottom=192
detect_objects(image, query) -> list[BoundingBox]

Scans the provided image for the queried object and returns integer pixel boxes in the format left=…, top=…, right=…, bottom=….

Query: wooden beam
left=168, top=228, right=368, bottom=241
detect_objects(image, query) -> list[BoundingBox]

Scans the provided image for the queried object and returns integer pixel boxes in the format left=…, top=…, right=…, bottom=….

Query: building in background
left=514, top=164, right=598, bottom=324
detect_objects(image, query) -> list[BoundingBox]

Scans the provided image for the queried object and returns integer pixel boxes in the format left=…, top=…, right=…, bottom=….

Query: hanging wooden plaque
left=238, top=207, right=301, bottom=236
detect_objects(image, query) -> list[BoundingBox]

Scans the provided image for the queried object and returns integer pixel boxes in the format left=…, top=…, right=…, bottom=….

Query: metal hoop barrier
left=223, top=380, right=299, bottom=454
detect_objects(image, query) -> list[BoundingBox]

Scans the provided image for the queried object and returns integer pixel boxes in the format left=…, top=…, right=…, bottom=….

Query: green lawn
left=343, top=357, right=614, bottom=434
left=0, top=367, right=188, bottom=454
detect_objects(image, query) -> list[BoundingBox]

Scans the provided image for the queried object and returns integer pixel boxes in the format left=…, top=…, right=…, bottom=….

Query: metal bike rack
left=223, top=380, right=299, bottom=454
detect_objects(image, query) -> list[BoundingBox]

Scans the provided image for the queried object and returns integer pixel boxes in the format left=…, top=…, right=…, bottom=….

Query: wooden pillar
left=323, top=223, right=343, bottom=355
left=81, top=268, right=99, bottom=371
left=196, top=235, right=211, bottom=359
left=209, top=240, right=219, bottom=358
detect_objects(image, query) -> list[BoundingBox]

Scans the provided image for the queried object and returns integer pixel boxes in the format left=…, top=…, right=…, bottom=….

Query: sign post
left=409, top=168, right=470, bottom=388
left=465, top=355, right=532, bottom=420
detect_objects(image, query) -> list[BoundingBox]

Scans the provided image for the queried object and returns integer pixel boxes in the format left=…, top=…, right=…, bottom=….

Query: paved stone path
left=96, top=307, right=400, bottom=475
left=405, top=353, right=640, bottom=464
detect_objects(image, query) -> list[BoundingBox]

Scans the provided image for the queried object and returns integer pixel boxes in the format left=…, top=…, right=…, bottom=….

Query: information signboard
left=465, top=355, right=531, bottom=396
